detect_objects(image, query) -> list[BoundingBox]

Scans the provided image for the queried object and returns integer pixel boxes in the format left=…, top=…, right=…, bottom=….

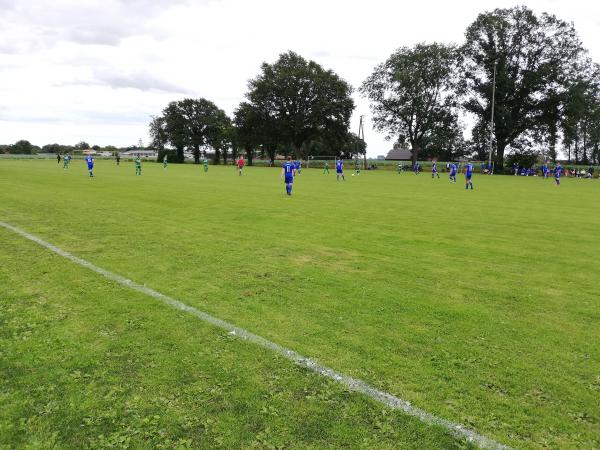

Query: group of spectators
left=513, top=163, right=596, bottom=178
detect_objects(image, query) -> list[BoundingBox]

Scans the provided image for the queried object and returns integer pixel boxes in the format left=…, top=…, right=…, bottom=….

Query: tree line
left=149, top=6, right=599, bottom=170
left=3, top=7, right=598, bottom=170
left=0, top=140, right=141, bottom=155
left=149, top=51, right=363, bottom=165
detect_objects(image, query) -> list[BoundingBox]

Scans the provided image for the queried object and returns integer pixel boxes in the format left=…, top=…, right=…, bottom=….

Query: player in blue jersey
left=281, top=156, right=296, bottom=195
left=431, top=162, right=440, bottom=179
left=449, top=163, right=457, bottom=183
left=465, top=161, right=474, bottom=189
left=336, top=158, right=345, bottom=181
left=555, top=163, right=562, bottom=185
left=295, top=159, right=302, bottom=174
left=414, top=162, right=420, bottom=174
left=543, top=164, right=549, bottom=179
left=85, top=155, right=94, bottom=177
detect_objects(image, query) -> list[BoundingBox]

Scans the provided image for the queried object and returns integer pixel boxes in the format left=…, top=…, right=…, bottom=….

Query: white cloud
left=0, top=0, right=599, bottom=154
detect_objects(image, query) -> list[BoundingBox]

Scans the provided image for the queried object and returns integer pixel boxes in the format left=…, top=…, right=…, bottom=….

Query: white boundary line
left=1, top=220, right=510, bottom=450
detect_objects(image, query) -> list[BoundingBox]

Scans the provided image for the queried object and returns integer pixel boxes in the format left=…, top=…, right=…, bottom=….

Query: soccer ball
left=351, top=174, right=355, bottom=177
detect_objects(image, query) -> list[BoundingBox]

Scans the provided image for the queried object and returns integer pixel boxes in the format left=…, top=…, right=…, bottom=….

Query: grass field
left=1, top=159, right=599, bottom=449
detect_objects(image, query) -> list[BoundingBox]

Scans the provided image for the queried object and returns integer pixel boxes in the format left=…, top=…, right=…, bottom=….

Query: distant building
left=385, top=144, right=412, bottom=161
left=376, top=155, right=385, bottom=160
left=120, top=150, right=157, bottom=158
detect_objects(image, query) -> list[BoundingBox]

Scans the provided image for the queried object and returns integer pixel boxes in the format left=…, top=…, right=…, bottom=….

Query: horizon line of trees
left=3, top=7, right=599, bottom=170
left=149, top=51, right=365, bottom=166
left=147, top=6, right=599, bottom=170
left=0, top=140, right=146, bottom=155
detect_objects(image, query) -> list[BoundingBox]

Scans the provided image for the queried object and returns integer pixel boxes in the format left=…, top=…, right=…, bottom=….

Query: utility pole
left=488, top=60, right=497, bottom=174
left=357, top=115, right=366, bottom=170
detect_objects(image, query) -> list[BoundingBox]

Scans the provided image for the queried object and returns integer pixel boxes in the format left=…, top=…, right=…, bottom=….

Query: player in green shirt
left=163, top=154, right=168, bottom=169
left=203, top=157, right=209, bottom=172
left=63, top=154, right=69, bottom=169
left=135, top=156, right=142, bottom=175
left=323, top=162, right=329, bottom=174
left=397, top=162, right=403, bottom=174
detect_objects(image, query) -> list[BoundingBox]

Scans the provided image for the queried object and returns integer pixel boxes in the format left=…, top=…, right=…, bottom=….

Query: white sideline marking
left=1, top=220, right=510, bottom=450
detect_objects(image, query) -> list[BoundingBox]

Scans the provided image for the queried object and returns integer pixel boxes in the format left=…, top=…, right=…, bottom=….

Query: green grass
left=1, top=159, right=599, bottom=449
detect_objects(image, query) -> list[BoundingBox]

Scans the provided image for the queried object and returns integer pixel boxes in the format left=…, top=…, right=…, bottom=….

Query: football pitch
left=1, top=159, right=598, bottom=449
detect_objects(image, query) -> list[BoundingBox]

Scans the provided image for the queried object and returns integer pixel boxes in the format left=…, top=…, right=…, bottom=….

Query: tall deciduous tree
left=163, top=102, right=191, bottom=163
left=42, top=143, right=61, bottom=154
left=244, top=51, right=354, bottom=158
left=149, top=116, right=167, bottom=151
left=178, top=98, right=231, bottom=164
left=360, top=43, right=461, bottom=164
left=561, top=62, right=600, bottom=164
left=10, top=140, right=36, bottom=154
left=462, top=6, right=584, bottom=169
left=151, top=99, right=231, bottom=163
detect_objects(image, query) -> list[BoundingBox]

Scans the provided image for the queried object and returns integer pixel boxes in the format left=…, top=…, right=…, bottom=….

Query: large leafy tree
left=360, top=43, right=462, bottom=164
left=149, top=116, right=167, bottom=151
left=419, top=113, right=466, bottom=161
left=244, top=51, right=354, bottom=158
left=161, top=102, right=188, bottom=162
left=178, top=98, right=231, bottom=164
left=462, top=6, right=584, bottom=169
left=233, top=102, right=277, bottom=165
left=41, top=143, right=61, bottom=154
left=150, top=99, right=231, bottom=164
left=561, top=62, right=600, bottom=164
left=10, top=140, right=37, bottom=154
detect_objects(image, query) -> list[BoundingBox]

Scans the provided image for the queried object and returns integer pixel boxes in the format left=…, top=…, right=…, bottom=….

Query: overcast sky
left=1, top=0, right=599, bottom=156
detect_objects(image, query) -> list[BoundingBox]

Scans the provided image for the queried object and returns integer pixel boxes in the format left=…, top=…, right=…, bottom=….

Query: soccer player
left=354, top=159, right=361, bottom=175
left=335, top=158, right=345, bottom=181
left=57, top=154, right=61, bottom=164
left=203, top=157, right=209, bottom=172
left=237, top=156, right=245, bottom=176
left=555, top=163, right=562, bottom=185
left=414, top=162, right=420, bottom=175
left=135, top=156, right=142, bottom=176
left=85, top=154, right=94, bottom=177
left=323, top=161, right=329, bottom=174
left=432, top=162, right=440, bottom=179
left=449, top=162, right=457, bottom=183
left=63, top=154, right=69, bottom=169
left=465, top=161, right=474, bottom=189
left=281, top=156, right=296, bottom=195
left=116, top=153, right=121, bottom=166
left=397, top=162, right=403, bottom=174
left=163, top=154, right=168, bottom=169
left=295, top=159, right=302, bottom=174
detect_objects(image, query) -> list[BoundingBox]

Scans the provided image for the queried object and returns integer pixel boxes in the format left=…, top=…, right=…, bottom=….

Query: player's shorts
left=336, top=170, right=343, bottom=174
left=87, top=165, right=93, bottom=170
left=284, top=176, right=293, bottom=184
left=465, top=174, right=472, bottom=180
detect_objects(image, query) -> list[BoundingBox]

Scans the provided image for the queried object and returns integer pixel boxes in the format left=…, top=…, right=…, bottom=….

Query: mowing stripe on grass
left=1, top=220, right=510, bottom=450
